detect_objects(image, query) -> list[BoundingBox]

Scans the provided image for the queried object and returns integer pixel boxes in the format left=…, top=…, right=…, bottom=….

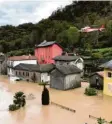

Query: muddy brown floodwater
left=0, top=75, right=112, bottom=124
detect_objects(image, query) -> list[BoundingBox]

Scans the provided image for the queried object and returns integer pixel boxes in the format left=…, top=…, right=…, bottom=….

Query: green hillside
left=0, top=1, right=112, bottom=58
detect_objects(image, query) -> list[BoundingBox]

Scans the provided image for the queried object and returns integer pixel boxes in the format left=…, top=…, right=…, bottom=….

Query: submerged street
left=0, top=75, right=112, bottom=124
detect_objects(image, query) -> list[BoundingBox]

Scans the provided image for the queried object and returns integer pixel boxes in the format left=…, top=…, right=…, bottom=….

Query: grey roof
left=35, top=40, right=56, bottom=47
left=55, top=65, right=82, bottom=75
left=53, top=55, right=79, bottom=61
left=14, top=63, right=54, bottom=72
left=99, top=60, right=112, bottom=70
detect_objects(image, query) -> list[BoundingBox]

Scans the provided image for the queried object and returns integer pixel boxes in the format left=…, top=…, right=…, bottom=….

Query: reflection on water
left=0, top=84, right=13, bottom=110
left=0, top=75, right=112, bottom=124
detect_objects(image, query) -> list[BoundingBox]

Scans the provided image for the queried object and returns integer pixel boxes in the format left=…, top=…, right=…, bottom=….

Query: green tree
left=9, top=91, right=26, bottom=111
left=97, top=117, right=105, bottom=124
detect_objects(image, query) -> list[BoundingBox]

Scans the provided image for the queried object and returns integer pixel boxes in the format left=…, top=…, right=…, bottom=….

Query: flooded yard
left=0, top=75, right=112, bottom=124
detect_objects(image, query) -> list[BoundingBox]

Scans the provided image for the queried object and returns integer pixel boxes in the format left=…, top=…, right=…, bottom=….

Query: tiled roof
left=53, top=55, right=79, bottom=61
left=8, top=55, right=36, bottom=61
left=14, top=63, right=54, bottom=72
left=96, top=71, right=104, bottom=77
left=54, top=65, right=82, bottom=75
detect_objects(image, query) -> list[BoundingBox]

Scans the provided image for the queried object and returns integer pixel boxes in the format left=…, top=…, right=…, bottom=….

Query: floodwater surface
left=0, top=75, right=112, bottom=124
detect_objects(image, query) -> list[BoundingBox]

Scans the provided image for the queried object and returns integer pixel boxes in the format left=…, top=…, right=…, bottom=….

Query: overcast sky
left=0, top=0, right=73, bottom=26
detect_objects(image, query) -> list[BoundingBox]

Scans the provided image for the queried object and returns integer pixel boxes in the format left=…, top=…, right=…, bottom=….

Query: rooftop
left=89, top=71, right=104, bottom=78
left=99, top=60, right=112, bottom=70
left=35, top=40, right=63, bottom=49
left=8, top=55, right=36, bottom=61
left=53, top=55, right=79, bottom=61
left=14, top=63, right=54, bottom=72
left=35, top=40, right=56, bottom=47
left=54, top=64, right=82, bottom=75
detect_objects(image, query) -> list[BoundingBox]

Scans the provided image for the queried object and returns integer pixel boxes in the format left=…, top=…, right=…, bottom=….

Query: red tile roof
left=96, top=71, right=104, bottom=77
left=8, top=55, right=36, bottom=61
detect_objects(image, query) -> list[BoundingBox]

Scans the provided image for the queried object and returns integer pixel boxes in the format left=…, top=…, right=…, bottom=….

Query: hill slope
left=0, top=1, right=111, bottom=57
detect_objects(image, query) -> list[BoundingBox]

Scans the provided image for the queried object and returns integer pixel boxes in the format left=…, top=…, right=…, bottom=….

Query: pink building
left=35, top=41, right=63, bottom=64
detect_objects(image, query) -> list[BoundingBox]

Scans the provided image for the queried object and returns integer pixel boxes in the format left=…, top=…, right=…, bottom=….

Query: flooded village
left=0, top=1, right=112, bottom=124
left=0, top=39, right=112, bottom=124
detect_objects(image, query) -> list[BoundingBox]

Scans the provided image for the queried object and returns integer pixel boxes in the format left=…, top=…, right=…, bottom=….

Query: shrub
left=39, top=82, right=49, bottom=85
left=97, top=117, right=105, bottom=124
left=9, top=104, right=19, bottom=111
left=9, top=91, right=26, bottom=111
left=84, top=87, right=97, bottom=96
left=110, top=121, right=112, bottom=124
left=41, top=85, right=50, bottom=105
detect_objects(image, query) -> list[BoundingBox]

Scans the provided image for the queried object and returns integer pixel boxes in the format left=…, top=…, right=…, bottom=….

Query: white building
left=7, top=55, right=37, bottom=76
left=53, top=55, right=84, bottom=76
left=53, top=55, right=84, bottom=70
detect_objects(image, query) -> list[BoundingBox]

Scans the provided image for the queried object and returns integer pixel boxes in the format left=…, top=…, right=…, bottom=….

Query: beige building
left=13, top=63, right=54, bottom=82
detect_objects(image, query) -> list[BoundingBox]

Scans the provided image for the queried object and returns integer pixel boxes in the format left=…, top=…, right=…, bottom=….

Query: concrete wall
left=14, top=70, right=41, bottom=82
left=14, top=70, right=50, bottom=83
left=103, top=69, right=112, bottom=96
left=55, top=58, right=84, bottom=71
left=50, top=69, right=81, bottom=90
left=41, top=73, right=50, bottom=82
left=64, top=74, right=81, bottom=90
left=7, top=59, right=37, bottom=76
left=50, top=69, right=64, bottom=90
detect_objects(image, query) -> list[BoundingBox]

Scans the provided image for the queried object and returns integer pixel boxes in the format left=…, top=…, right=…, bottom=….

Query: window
left=19, top=72, right=21, bottom=76
left=108, top=72, right=112, bottom=78
left=26, top=72, right=29, bottom=76
left=16, top=71, right=17, bottom=75
left=23, top=72, right=24, bottom=76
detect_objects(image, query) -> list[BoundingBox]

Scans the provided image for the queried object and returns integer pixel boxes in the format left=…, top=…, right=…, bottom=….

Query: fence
left=51, top=102, right=76, bottom=113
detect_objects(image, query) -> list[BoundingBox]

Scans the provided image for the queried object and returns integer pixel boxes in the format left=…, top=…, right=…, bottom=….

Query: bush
left=9, top=104, right=20, bottom=111
left=97, top=117, right=105, bottom=124
left=110, top=121, right=112, bottom=124
left=39, top=82, right=49, bottom=85
left=9, top=91, right=26, bottom=111
left=84, top=87, right=97, bottom=96
left=41, top=85, right=50, bottom=105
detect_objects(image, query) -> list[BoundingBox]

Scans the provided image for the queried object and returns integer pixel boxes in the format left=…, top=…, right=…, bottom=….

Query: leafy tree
left=13, top=91, right=26, bottom=107
left=97, top=117, right=105, bottom=124
left=9, top=91, right=26, bottom=111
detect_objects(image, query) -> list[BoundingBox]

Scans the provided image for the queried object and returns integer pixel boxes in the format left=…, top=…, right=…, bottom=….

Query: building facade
left=89, top=71, right=104, bottom=90
left=50, top=65, right=82, bottom=90
left=53, top=55, right=84, bottom=77
left=14, top=63, right=54, bottom=82
left=7, top=55, right=37, bottom=76
left=35, top=40, right=63, bottom=64
left=102, top=60, right=112, bottom=96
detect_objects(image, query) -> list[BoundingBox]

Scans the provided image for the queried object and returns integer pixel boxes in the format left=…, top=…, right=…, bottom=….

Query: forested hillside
left=0, top=1, right=112, bottom=57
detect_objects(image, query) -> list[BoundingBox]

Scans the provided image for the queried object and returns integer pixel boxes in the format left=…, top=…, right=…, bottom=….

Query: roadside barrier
left=51, top=101, right=76, bottom=113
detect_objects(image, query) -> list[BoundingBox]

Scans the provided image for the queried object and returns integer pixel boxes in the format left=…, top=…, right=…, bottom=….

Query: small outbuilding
left=89, top=71, right=104, bottom=90
left=50, top=65, right=82, bottom=90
